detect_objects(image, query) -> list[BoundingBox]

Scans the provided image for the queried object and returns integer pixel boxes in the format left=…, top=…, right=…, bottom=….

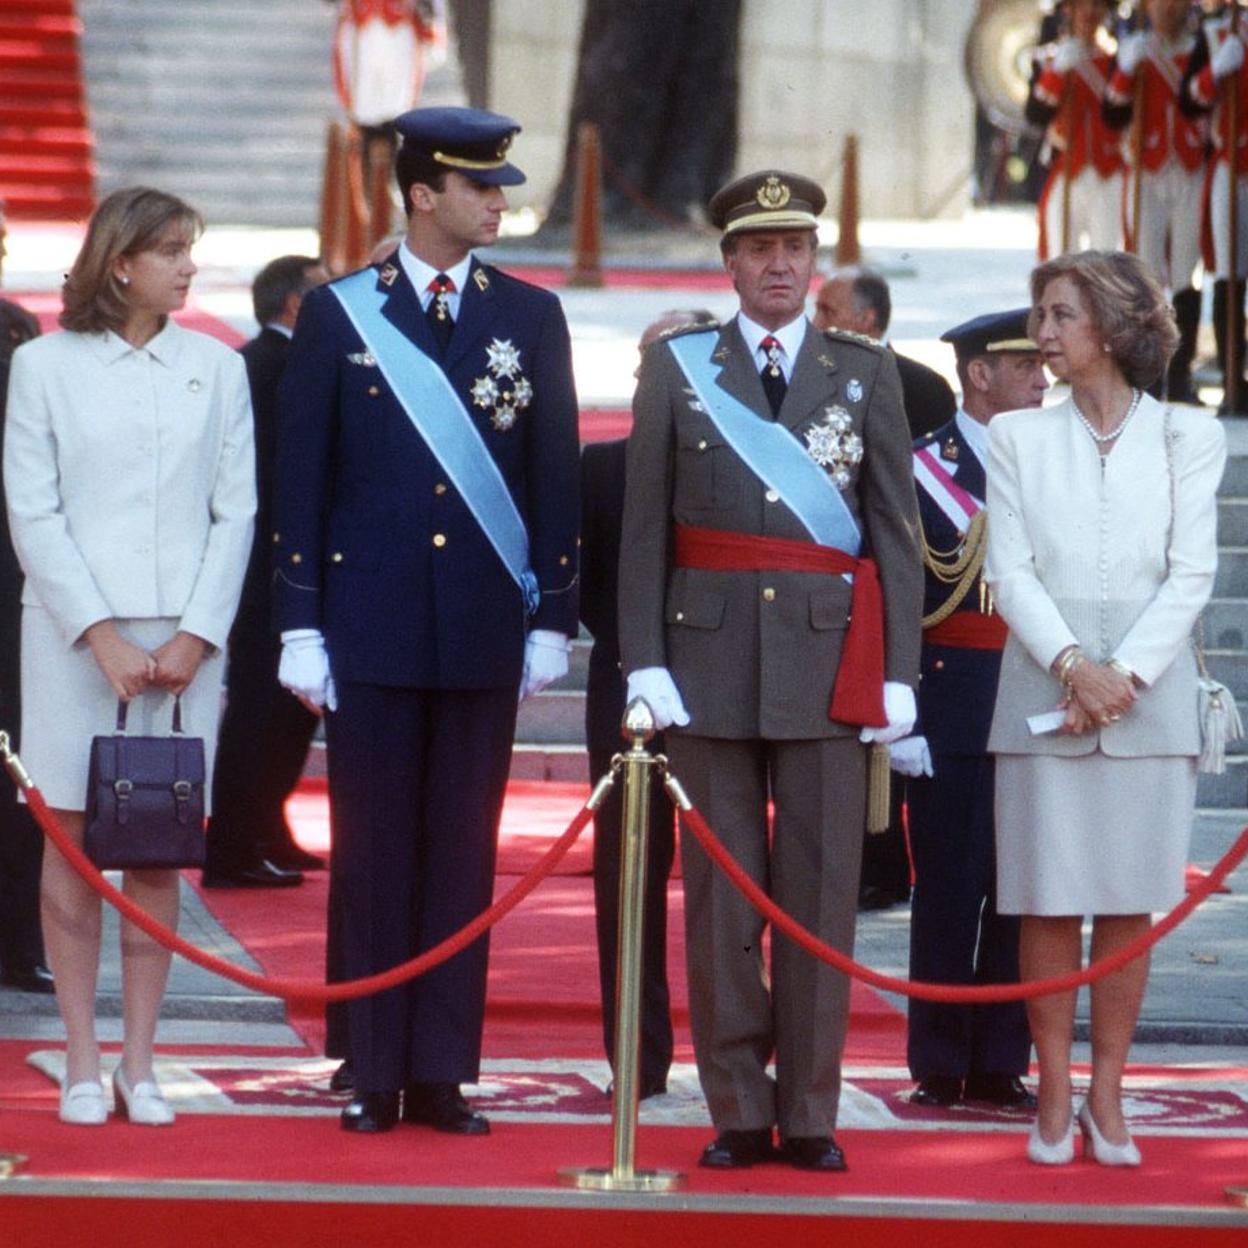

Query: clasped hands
left=86, top=620, right=207, bottom=701
left=1053, top=646, right=1136, bottom=735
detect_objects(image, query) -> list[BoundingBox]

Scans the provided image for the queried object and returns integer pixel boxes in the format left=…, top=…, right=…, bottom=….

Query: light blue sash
left=330, top=269, right=539, bottom=614
left=667, top=330, right=862, bottom=556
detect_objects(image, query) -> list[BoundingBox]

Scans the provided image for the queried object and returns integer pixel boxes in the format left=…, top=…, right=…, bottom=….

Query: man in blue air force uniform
left=892, top=310, right=1044, bottom=1110
left=272, top=108, right=580, bottom=1135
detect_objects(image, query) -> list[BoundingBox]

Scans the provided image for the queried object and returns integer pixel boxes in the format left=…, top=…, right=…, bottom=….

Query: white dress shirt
left=736, top=311, right=807, bottom=383
left=398, top=242, right=472, bottom=319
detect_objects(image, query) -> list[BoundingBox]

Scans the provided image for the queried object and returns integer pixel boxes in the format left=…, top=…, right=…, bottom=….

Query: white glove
left=279, top=628, right=337, bottom=713
left=1213, top=33, right=1245, bottom=81
left=625, top=666, right=691, bottom=731
left=889, top=736, right=934, bottom=779
left=859, top=681, right=917, bottom=746
left=519, top=629, right=570, bottom=701
left=1115, top=30, right=1147, bottom=77
left=1052, top=37, right=1087, bottom=74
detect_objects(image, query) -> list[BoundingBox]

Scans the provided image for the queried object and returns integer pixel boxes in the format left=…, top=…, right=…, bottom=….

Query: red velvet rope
left=24, top=783, right=593, bottom=1005
left=680, top=804, right=1248, bottom=1002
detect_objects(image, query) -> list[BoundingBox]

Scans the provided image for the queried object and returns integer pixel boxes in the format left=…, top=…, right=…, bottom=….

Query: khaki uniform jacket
left=618, top=318, right=923, bottom=740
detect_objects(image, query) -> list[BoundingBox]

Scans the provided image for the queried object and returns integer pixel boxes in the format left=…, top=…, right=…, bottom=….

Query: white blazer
left=984, top=393, right=1225, bottom=756
left=3, top=320, right=256, bottom=650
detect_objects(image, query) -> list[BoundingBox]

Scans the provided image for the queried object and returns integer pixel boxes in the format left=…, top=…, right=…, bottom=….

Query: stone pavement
left=1, top=207, right=1245, bottom=1067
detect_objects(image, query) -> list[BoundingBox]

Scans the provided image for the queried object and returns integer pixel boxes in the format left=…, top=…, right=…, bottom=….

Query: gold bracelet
left=1107, top=657, right=1140, bottom=687
left=1052, top=645, right=1085, bottom=688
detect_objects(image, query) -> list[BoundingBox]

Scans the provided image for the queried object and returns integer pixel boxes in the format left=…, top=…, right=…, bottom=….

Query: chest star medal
left=474, top=338, right=533, bottom=431
left=803, top=405, right=863, bottom=490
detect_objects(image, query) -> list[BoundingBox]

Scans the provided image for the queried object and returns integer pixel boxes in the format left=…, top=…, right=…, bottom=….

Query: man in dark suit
left=581, top=309, right=714, bottom=1102
left=814, top=264, right=958, bottom=912
left=273, top=107, right=580, bottom=1136
left=619, top=171, right=923, bottom=1172
left=0, top=292, right=53, bottom=994
left=202, top=255, right=330, bottom=889
left=893, top=309, right=1044, bottom=1109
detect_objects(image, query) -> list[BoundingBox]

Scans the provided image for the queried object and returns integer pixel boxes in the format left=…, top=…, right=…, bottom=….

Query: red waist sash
left=673, top=524, right=886, bottom=727
left=924, top=611, right=1008, bottom=651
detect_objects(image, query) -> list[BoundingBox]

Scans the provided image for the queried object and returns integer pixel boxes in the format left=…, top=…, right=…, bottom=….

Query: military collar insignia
left=941, top=436, right=960, bottom=462
left=803, top=405, right=863, bottom=489
left=712, top=343, right=731, bottom=363
left=756, top=175, right=791, bottom=210
left=473, top=338, right=531, bottom=431
left=473, top=267, right=490, bottom=292
left=378, top=262, right=399, bottom=287
left=817, top=353, right=838, bottom=370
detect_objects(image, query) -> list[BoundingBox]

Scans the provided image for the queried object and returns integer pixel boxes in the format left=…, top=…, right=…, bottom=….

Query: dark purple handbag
left=83, top=698, right=206, bottom=870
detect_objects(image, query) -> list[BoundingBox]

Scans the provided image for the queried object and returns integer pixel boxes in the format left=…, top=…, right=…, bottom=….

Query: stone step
left=1218, top=498, right=1248, bottom=546
left=1214, top=548, right=1248, bottom=597
left=514, top=690, right=585, bottom=746
left=1205, top=598, right=1247, bottom=651
left=1204, top=649, right=1248, bottom=700
left=1219, top=453, right=1248, bottom=497
left=1196, top=755, right=1248, bottom=808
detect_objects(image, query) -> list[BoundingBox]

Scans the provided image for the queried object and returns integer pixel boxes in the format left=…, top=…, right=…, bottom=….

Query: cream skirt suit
left=3, top=321, right=255, bottom=811
left=984, top=394, right=1225, bottom=915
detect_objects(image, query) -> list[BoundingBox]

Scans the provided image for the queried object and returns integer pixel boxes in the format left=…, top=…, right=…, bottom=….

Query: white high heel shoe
left=59, top=1080, right=107, bottom=1126
left=1077, top=1100, right=1141, bottom=1167
left=1027, top=1113, right=1075, bottom=1165
left=113, top=1066, right=175, bottom=1126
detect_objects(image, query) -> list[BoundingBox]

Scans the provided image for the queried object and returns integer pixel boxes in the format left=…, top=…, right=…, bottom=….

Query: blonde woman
left=3, top=187, right=254, bottom=1126
left=985, top=250, right=1224, bottom=1166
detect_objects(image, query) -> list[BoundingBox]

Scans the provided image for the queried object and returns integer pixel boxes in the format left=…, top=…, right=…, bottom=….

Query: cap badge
left=942, top=436, right=960, bottom=462
left=804, top=405, right=863, bottom=489
left=846, top=378, right=863, bottom=403
left=756, top=175, right=791, bottom=210
left=473, top=338, right=531, bottom=432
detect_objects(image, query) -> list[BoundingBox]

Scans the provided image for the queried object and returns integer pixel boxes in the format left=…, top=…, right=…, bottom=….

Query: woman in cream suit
left=3, top=188, right=254, bottom=1126
left=985, top=250, right=1224, bottom=1167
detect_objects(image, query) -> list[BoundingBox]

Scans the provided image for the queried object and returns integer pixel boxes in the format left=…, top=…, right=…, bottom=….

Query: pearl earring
left=119, top=275, right=130, bottom=285
left=1102, top=343, right=1111, bottom=353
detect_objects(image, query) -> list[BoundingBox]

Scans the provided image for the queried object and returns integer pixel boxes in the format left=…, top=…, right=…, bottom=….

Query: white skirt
left=19, top=607, right=225, bottom=813
left=995, top=751, right=1197, bottom=916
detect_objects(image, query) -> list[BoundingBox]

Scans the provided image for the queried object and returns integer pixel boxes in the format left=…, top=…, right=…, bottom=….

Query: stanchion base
left=1226, top=1184, right=1248, bottom=1208
left=0, top=1153, right=28, bottom=1180
left=557, top=1165, right=685, bottom=1192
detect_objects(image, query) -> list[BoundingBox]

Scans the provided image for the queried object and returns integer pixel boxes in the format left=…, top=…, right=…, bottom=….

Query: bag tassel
left=1198, top=677, right=1244, bottom=775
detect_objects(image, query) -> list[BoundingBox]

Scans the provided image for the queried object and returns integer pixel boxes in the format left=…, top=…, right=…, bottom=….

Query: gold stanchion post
left=567, top=121, right=605, bottom=288
left=559, top=698, right=684, bottom=1192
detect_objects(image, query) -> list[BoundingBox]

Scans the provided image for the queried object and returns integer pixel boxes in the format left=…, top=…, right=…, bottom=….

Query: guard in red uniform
left=1027, top=0, right=1124, bottom=258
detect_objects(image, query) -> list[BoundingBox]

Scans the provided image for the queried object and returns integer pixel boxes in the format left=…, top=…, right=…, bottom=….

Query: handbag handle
left=113, top=696, right=185, bottom=735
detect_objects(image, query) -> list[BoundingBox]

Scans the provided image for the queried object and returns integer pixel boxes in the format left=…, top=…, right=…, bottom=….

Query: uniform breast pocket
left=809, top=585, right=851, bottom=632
left=675, top=429, right=737, bottom=511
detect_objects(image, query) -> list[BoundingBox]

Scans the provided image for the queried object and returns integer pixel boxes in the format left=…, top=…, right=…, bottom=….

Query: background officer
left=619, top=169, right=922, bottom=1172
left=892, top=309, right=1043, bottom=1109
left=273, top=107, right=580, bottom=1135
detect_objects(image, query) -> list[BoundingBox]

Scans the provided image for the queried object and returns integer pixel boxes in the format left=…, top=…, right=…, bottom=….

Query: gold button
left=697, top=439, right=708, bottom=451
left=934, top=659, right=944, bottom=670
left=559, top=555, right=569, bottom=566
left=432, top=533, right=447, bottom=548
left=368, top=385, right=380, bottom=397
left=331, top=552, right=343, bottom=563
left=434, top=482, right=447, bottom=496
left=291, top=552, right=302, bottom=564
left=762, top=587, right=775, bottom=602
left=272, top=532, right=280, bottom=543
left=765, top=489, right=780, bottom=503
left=675, top=611, right=685, bottom=622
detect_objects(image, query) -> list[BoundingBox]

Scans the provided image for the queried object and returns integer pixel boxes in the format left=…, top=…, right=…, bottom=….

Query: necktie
left=425, top=272, right=456, bottom=355
left=760, top=335, right=787, bottom=416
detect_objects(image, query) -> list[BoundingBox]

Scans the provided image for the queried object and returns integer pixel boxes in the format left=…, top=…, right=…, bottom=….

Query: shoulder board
left=821, top=326, right=885, bottom=352
left=912, top=432, right=939, bottom=454
left=657, top=320, right=720, bottom=343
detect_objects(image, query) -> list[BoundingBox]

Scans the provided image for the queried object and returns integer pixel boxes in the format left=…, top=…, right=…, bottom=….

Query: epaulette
left=821, top=326, right=885, bottom=352
left=657, top=319, right=720, bottom=343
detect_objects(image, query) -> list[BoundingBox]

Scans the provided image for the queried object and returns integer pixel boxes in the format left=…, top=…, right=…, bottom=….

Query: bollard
left=835, top=133, right=861, bottom=266
left=318, top=122, right=348, bottom=277
left=567, top=121, right=605, bottom=288
left=365, top=134, right=394, bottom=257
left=558, top=698, right=683, bottom=1192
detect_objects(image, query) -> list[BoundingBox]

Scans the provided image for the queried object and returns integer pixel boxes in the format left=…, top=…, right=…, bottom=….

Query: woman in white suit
left=3, top=188, right=254, bottom=1126
left=985, top=250, right=1224, bottom=1167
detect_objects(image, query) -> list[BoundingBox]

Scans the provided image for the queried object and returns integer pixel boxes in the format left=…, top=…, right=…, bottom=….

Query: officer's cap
left=394, top=106, right=526, bottom=186
left=940, top=308, right=1037, bottom=358
left=708, top=170, right=826, bottom=238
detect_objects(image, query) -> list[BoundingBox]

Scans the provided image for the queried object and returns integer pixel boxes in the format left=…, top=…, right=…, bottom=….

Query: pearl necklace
left=1071, top=388, right=1141, bottom=445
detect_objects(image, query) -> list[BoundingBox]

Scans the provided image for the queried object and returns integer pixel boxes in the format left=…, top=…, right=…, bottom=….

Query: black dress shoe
left=201, top=859, right=303, bottom=889
left=963, top=1074, right=1037, bottom=1109
left=780, top=1134, right=847, bottom=1171
left=263, top=842, right=326, bottom=872
left=0, top=962, right=55, bottom=994
left=857, top=885, right=909, bottom=912
left=910, top=1076, right=963, bottom=1107
left=341, top=1091, right=400, bottom=1133
left=698, top=1128, right=775, bottom=1169
left=604, top=1076, right=668, bottom=1102
left=402, top=1082, right=489, bottom=1134
left=329, top=1059, right=354, bottom=1093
